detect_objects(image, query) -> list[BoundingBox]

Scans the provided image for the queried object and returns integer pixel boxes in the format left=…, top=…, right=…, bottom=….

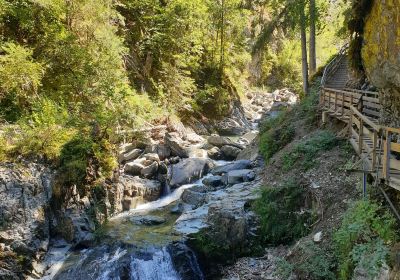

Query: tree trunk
left=309, top=0, right=317, bottom=75
left=220, top=0, right=225, bottom=79
left=300, top=5, right=309, bottom=94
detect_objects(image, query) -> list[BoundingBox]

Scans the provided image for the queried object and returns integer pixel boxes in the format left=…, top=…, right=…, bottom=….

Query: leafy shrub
left=58, top=134, right=117, bottom=195
left=260, top=123, right=295, bottom=161
left=334, top=200, right=397, bottom=279
left=294, top=241, right=336, bottom=280
left=194, top=85, right=231, bottom=118
left=253, top=181, right=314, bottom=245
left=282, top=130, right=338, bottom=171
left=12, top=98, right=75, bottom=161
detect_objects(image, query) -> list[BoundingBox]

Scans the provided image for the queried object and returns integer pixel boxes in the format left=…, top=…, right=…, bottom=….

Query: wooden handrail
left=350, top=105, right=381, bottom=132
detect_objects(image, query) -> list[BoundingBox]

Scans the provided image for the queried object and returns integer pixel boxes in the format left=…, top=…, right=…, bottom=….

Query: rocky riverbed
left=0, top=88, right=298, bottom=279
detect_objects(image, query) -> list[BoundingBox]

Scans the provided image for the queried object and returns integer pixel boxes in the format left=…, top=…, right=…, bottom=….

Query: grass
left=282, top=130, right=339, bottom=171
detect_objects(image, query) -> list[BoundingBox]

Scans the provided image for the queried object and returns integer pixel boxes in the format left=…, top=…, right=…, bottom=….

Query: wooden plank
left=353, top=116, right=361, bottom=129
left=344, top=87, right=379, bottom=96
left=362, top=97, right=380, bottom=106
left=390, top=158, right=400, bottom=171
left=362, top=108, right=380, bottom=118
left=363, top=101, right=382, bottom=110
left=384, top=127, right=400, bottom=134
left=391, top=142, right=400, bottom=153
left=350, top=138, right=359, bottom=153
left=350, top=106, right=381, bottom=132
left=351, top=127, right=359, bottom=140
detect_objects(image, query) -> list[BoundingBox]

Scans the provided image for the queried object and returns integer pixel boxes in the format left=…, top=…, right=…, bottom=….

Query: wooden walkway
left=320, top=48, right=400, bottom=192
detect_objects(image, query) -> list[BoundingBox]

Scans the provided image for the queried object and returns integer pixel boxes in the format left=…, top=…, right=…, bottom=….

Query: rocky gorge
left=0, top=89, right=298, bottom=279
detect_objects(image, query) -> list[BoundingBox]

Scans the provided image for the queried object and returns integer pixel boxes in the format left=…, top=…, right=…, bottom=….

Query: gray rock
left=124, top=162, right=144, bottom=176
left=211, top=160, right=252, bottom=175
left=157, top=144, right=171, bottom=160
left=207, top=135, right=244, bottom=149
left=202, top=176, right=223, bottom=188
left=181, top=189, right=206, bottom=209
left=158, top=162, right=168, bottom=175
left=224, top=169, right=256, bottom=185
left=169, top=158, right=215, bottom=188
left=165, top=132, right=189, bottom=158
left=170, top=203, right=185, bottom=214
left=220, top=145, right=241, bottom=160
left=118, top=148, right=142, bottom=163
left=129, top=215, right=166, bottom=225
left=141, top=161, right=159, bottom=178
left=207, top=147, right=222, bottom=160
left=144, top=153, right=160, bottom=162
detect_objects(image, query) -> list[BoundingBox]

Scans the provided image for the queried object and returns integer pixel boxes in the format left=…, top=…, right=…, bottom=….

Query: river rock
left=168, top=158, right=215, bottom=188
left=124, top=162, right=144, bottom=176
left=165, top=132, right=189, bottom=158
left=202, top=176, right=223, bottom=188
left=140, top=161, right=159, bottom=178
left=220, top=145, right=241, bottom=160
left=167, top=242, right=205, bottom=280
left=117, top=175, right=162, bottom=210
left=129, top=215, right=166, bottom=225
left=181, top=189, right=206, bottom=209
left=207, top=135, right=243, bottom=149
left=158, top=162, right=168, bottom=175
left=223, top=169, right=256, bottom=185
left=207, top=147, right=222, bottom=160
left=118, top=148, right=142, bottom=163
left=211, top=160, right=252, bottom=175
left=144, top=153, right=160, bottom=162
left=157, top=144, right=171, bottom=160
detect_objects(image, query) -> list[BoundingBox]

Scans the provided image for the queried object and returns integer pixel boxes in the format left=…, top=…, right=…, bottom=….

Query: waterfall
left=130, top=248, right=180, bottom=280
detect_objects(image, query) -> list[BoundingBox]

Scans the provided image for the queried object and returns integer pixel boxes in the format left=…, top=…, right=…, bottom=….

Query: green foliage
left=253, top=181, right=314, bottom=245
left=295, top=241, right=336, bottom=280
left=0, top=43, right=43, bottom=121
left=260, top=122, right=295, bottom=161
left=58, top=133, right=116, bottom=195
left=282, top=130, right=338, bottom=171
left=334, top=200, right=397, bottom=279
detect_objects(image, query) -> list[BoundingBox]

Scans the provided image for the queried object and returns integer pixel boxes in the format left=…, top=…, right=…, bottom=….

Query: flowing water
left=50, top=156, right=228, bottom=280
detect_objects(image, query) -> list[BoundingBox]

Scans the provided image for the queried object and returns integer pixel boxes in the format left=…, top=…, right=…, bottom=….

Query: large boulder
left=207, top=147, right=222, bottom=160
left=167, top=242, right=205, bottom=280
left=118, top=148, right=142, bottom=163
left=223, top=169, right=256, bottom=185
left=124, top=162, right=144, bottom=176
left=117, top=175, right=162, bottom=210
left=202, top=176, right=223, bottom=188
left=211, top=160, right=252, bottom=175
left=207, top=135, right=243, bottom=149
left=168, top=158, right=215, bottom=188
left=140, top=161, right=159, bottom=178
left=220, top=145, right=241, bottom=160
left=165, top=132, right=189, bottom=158
left=181, top=189, right=207, bottom=209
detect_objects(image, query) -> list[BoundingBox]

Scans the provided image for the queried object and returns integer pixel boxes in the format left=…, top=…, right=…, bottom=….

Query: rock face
left=113, top=175, right=162, bottom=211
left=0, top=163, right=53, bottom=278
left=362, top=1, right=400, bottom=126
left=168, top=158, right=215, bottom=188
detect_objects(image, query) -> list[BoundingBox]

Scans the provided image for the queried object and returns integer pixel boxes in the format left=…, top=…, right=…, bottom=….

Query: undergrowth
left=282, top=130, right=339, bottom=171
left=334, top=200, right=397, bottom=279
left=253, top=180, right=315, bottom=245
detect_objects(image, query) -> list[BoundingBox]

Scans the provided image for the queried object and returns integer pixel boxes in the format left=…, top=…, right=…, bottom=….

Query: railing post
left=341, top=92, right=345, bottom=115
left=359, top=118, right=363, bottom=155
left=385, top=130, right=391, bottom=180
left=348, top=108, right=353, bottom=137
left=335, top=91, right=338, bottom=111
left=328, top=90, right=331, bottom=110
left=372, top=131, right=377, bottom=170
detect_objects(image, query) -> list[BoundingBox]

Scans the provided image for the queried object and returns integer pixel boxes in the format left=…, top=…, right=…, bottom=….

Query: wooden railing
left=320, top=87, right=400, bottom=191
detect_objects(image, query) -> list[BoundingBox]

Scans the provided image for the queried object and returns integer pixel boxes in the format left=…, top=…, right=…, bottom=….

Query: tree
left=309, top=0, right=317, bottom=75
left=299, top=0, right=309, bottom=94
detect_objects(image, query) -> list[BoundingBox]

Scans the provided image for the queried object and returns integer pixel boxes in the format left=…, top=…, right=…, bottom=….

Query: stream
left=49, top=158, right=232, bottom=280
